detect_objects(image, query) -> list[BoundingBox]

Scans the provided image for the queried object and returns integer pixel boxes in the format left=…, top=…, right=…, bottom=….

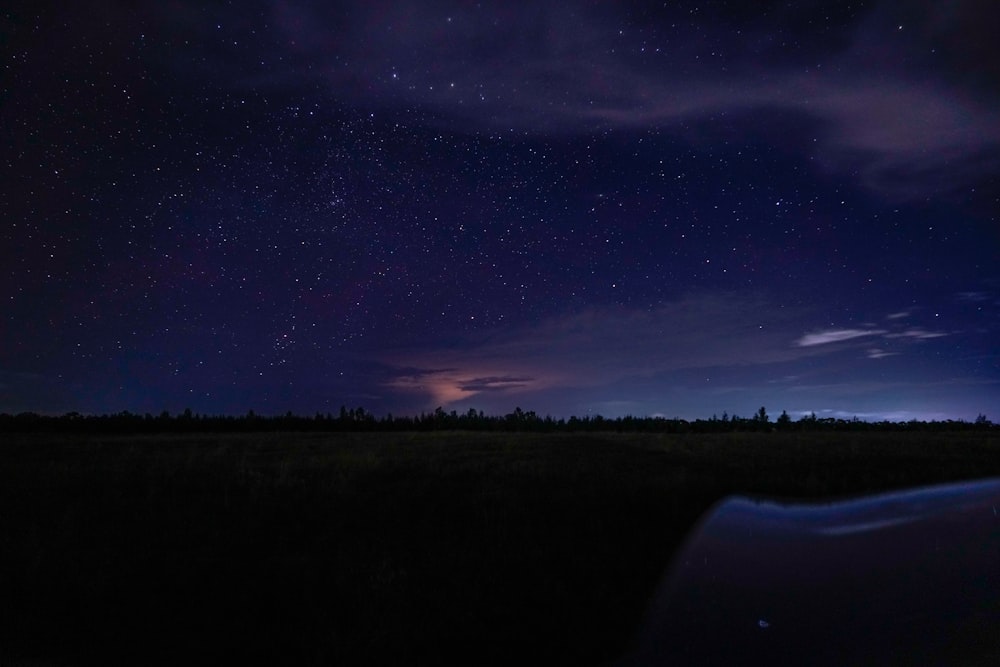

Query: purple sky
left=3, top=0, right=999, bottom=420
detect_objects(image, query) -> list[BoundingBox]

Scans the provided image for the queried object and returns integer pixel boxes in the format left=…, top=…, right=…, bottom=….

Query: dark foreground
left=2, top=430, right=998, bottom=666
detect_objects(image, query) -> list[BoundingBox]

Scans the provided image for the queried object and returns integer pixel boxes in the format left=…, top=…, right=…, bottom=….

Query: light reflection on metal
left=621, top=478, right=1000, bottom=666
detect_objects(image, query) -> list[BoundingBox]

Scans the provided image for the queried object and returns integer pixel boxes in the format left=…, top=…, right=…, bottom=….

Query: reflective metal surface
left=622, top=479, right=1000, bottom=666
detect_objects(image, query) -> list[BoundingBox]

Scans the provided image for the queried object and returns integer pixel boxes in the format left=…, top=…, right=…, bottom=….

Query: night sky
left=4, top=1, right=999, bottom=421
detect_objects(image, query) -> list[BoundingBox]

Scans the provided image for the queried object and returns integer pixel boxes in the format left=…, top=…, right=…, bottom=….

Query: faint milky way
left=2, top=0, right=998, bottom=420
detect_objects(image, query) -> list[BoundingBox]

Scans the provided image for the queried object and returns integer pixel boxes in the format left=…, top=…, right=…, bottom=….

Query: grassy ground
left=1, top=430, right=998, bottom=666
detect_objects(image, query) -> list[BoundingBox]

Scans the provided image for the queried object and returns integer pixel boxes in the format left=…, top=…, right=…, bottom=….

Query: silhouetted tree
left=2, top=405, right=995, bottom=435
left=754, top=406, right=769, bottom=424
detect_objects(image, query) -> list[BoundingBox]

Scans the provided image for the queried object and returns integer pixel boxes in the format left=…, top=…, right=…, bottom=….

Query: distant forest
left=1, top=406, right=994, bottom=434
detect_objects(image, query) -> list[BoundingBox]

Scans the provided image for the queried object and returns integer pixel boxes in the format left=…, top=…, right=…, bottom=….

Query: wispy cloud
left=374, top=291, right=993, bottom=416
left=458, top=376, right=534, bottom=392
left=381, top=292, right=812, bottom=407
left=884, top=329, right=949, bottom=340
left=797, top=322, right=950, bottom=352
left=249, top=0, right=1000, bottom=199
left=383, top=292, right=967, bottom=410
left=796, top=329, right=887, bottom=347
left=385, top=370, right=539, bottom=405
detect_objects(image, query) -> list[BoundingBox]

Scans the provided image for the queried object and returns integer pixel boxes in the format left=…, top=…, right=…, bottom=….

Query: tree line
left=0, top=405, right=993, bottom=434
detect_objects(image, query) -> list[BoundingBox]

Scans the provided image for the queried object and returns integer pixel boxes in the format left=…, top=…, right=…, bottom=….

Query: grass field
left=2, top=430, right=998, bottom=665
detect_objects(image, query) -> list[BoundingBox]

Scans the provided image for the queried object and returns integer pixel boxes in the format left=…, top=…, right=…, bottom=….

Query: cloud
left=375, top=291, right=993, bottom=417
left=135, top=0, right=1000, bottom=200
left=384, top=370, right=538, bottom=406
left=884, top=329, right=949, bottom=340
left=381, top=292, right=820, bottom=408
left=796, top=329, right=886, bottom=347
left=140, top=0, right=1000, bottom=200
left=251, top=0, right=1000, bottom=199
left=796, top=322, right=949, bottom=351
left=382, top=292, right=967, bottom=410
left=458, top=376, right=534, bottom=392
